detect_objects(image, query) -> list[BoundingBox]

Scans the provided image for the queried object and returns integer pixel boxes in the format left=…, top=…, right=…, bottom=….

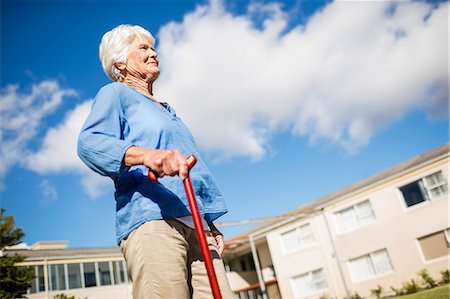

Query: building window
left=348, top=249, right=393, bottom=282
left=49, top=264, right=66, bottom=291
left=29, top=265, right=45, bottom=293
left=418, top=229, right=450, bottom=261
left=281, top=223, right=315, bottom=253
left=27, top=260, right=130, bottom=294
left=291, top=269, right=327, bottom=298
left=400, top=171, right=448, bottom=207
left=98, top=262, right=112, bottom=286
left=67, top=263, right=82, bottom=289
left=113, top=261, right=127, bottom=284
left=335, top=200, right=375, bottom=234
left=83, top=262, right=97, bottom=288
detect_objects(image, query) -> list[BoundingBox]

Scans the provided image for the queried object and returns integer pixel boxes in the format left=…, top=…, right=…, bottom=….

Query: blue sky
left=1, top=0, right=448, bottom=248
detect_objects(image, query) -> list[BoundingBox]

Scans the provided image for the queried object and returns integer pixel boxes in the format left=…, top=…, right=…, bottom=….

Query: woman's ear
left=114, top=62, right=127, bottom=82
left=114, top=62, right=126, bottom=71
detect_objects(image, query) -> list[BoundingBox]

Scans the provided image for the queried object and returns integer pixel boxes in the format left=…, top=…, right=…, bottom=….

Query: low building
left=6, top=241, right=131, bottom=299
left=223, top=143, right=449, bottom=298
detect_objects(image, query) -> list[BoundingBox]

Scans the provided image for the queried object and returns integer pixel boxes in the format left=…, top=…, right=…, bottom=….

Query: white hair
left=99, top=24, right=155, bottom=82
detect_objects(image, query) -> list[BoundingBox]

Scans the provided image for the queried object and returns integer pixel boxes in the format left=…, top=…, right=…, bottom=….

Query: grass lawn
left=391, top=284, right=449, bottom=299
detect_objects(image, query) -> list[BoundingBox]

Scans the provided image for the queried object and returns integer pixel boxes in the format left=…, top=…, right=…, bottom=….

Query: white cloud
left=25, top=99, right=112, bottom=198
left=40, top=179, right=58, bottom=201
left=0, top=81, right=110, bottom=198
left=0, top=81, right=76, bottom=189
left=156, top=0, right=448, bottom=159
left=26, top=100, right=93, bottom=173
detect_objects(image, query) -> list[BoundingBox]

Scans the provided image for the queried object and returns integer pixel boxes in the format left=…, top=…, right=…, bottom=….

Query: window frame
left=333, top=199, right=376, bottom=234
left=399, top=170, right=448, bottom=209
left=347, top=248, right=394, bottom=283
left=279, top=222, right=315, bottom=255
left=290, top=268, right=328, bottom=298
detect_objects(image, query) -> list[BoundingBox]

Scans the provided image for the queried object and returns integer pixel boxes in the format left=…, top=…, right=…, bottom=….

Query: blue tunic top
left=77, top=82, right=227, bottom=244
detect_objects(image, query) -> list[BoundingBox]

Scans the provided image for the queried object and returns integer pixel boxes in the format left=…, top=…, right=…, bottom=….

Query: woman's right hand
left=124, top=146, right=189, bottom=180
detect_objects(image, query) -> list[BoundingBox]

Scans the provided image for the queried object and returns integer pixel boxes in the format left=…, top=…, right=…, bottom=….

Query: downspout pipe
left=321, top=209, right=351, bottom=299
left=249, top=234, right=268, bottom=299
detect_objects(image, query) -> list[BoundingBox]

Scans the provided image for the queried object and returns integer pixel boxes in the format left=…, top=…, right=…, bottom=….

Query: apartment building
left=223, top=144, right=449, bottom=298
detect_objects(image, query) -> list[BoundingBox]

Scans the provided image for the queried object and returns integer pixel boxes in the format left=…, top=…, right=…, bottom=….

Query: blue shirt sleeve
left=77, top=84, right=133, bottom=178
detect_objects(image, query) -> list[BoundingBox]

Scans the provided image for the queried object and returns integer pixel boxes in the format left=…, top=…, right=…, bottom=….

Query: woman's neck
left=122, top=76, right=158, bottom=102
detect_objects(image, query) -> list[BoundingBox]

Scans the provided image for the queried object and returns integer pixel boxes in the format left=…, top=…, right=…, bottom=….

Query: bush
left=350, top=292, right=364, bottom=299
left=418, top=269, right=438, bottom=289
left=370, top=285, right=383, bottom=298
left=53, top=294, right=87, bottom=299
left=390, top=286, right=404, bottom=296
left=403, top=279, right=420, bottom=294
left=441, top=269, right=449, bottom=284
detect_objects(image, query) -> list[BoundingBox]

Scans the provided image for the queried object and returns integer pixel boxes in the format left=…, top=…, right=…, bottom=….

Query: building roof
left=224, top=143, right=449, bottom=248
left=4, top=246, right=122, bottom=261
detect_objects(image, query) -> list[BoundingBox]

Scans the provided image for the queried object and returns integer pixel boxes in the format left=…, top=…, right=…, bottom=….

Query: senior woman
left=77, top=24, right=233, bottom=299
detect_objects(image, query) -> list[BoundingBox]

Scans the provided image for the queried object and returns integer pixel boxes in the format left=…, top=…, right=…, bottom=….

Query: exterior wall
left=327, top=159, right=449, bottom=297
left=264, top=156, right=449, bottom=298
left=26, top=284, right=131, bottom=299
left=266, top=216, right=347, bottom=298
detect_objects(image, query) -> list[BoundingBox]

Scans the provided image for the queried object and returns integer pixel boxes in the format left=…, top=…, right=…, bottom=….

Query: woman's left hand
left=208, top=222, right=224, bottom=256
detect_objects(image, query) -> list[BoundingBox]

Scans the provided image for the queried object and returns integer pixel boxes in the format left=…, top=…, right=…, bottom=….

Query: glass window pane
left=356, top=200, right=375, bottom=226
left=292, top=272, right=311, bottom=297
left=337, top=207, right=358, bottom=233
left=30, top=266, right=39, bottom=293
left=372, top=250, right=393, bottom=274
left=83, top=263, right=97, bottom=288
left=113, top=261, right=126, bottom=284
left=430, top=185, right=448, bottom=198
left=400, top=181, right=426, bottom=207
left=424, top=172, right=448, bottom=199
left=49, top=264, right=66, bottom=291
left=425, top=172, right=443, bottom=187
left=67, top=263, right=82, bottom=289
left=281, top=228, right=299, bottom=252
left=298, top=224, right=314, bottom=246
left=36, top=265, right=45, bottom=292
left=292, top=269, right=326, bottom=297
left=349, top=255, right=375, bottom=282
left=311, top=269, right=327, bottom=290
left=281, top=225, right=314, bottom=253
left=98, top=262, right=111, bottom=286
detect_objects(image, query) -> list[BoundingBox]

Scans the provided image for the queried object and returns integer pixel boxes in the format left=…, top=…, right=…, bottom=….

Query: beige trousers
left=120, top=218, right=234, bottom=299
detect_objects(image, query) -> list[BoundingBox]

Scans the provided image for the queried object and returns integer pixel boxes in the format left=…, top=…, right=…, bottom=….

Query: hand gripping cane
left=148, top=155, right=223, bottom=299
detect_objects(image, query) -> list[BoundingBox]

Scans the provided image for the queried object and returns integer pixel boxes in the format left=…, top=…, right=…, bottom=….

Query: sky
left=1, top=0, right=448, bottom=248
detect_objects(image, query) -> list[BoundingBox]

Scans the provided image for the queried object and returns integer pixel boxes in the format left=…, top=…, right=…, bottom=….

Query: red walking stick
left=148, top=155, right=222, bottom=299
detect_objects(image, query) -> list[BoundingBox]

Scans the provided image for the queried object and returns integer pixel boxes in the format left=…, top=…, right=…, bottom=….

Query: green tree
left=0, top=208, right=34, bottom=298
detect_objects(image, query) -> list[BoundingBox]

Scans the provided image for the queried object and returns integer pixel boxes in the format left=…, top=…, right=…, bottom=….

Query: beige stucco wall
left=266, top=216, right=347, bottom=298
left=329, top=160, right=449, bottom=297
left=265, top=156, right=449, bottom=298
left=26, top=284, right=132, bottom=299
left=258, top=241, right=273, bottom=269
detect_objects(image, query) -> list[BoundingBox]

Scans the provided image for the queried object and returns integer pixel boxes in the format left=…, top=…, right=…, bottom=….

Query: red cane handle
left=147, top=154, right=197, bottom=182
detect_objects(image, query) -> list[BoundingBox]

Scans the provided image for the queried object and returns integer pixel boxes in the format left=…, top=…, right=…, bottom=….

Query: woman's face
left=124, top=36, right=159, bottom=82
